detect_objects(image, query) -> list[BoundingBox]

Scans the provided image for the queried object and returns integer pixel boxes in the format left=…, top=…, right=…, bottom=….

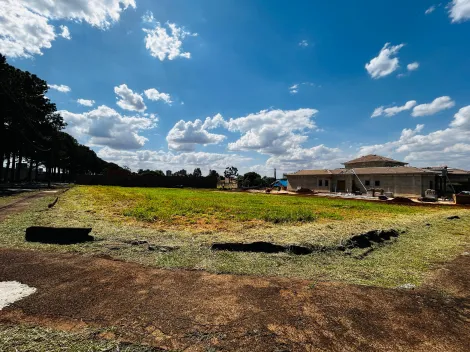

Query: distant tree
left=154, top=170, right=165, bottom=176
left=208, top=169, right=219, bottom=179
left=174, top=169, right=187, bottom=177
left=224, top=166, right=238, bottom=183
left=193, top=167, right=202, bottom=177
left=242, top=172, right=262, bottom=187
left=261, top=176, right=276, bottom=187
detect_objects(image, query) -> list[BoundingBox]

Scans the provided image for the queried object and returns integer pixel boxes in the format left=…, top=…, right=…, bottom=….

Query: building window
left=365, top=180, right=370, bottom=186
left=430, top=180, right=433, bottom=189
left=319, top=179, right=323, bottom=186
left=375, top=180, right=380, bottom=187
left=325, top=180, right=329, bottom=187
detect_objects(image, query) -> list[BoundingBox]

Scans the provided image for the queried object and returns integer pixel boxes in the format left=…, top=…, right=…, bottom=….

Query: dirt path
left=0, top=190, right=62, bottom=221
left=0, top=249, right=469, bottom=351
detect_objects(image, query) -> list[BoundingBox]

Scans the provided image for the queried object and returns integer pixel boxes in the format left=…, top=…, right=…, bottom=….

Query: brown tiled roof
left=343, top=154, right=407, bottom=165
left=351, top=167, right=437, bottom=175
left=288, top=166, right=437, bottom=176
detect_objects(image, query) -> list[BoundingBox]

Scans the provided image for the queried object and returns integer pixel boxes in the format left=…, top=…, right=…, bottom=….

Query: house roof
left=287, top=166, right=437, bottom=176
left=343, top=154, right=407, bottom=165
left=423, top=167, right=470, bottom=175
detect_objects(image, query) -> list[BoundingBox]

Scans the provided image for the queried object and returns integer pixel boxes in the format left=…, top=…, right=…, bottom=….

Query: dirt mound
left=388, top=197, right=415, bottom=204
left=25, top=226, right=94, bottom=244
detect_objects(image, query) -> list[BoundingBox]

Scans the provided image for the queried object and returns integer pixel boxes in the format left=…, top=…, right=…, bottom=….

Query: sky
left=1, top=0, right=470, bottom=177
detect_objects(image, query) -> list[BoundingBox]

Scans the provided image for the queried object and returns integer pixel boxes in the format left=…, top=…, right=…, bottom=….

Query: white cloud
left=359, top=106, right=470, bottom=168
left=60, top=105, right=157, bottom=150
left=298, top=40, right=309, bottom=47
left=371, top=100, right=417, bottom=118
left=166, top=115, right=226, bottom=151
left=289, top=84, right=299, bottom=94
left=97, top=147, right=251, bottom=173
left=407, top=62, right=419, bottom=71
left=49, top=84, right=71, bottom=93
left=0, top=0, right=56, bottom=58
left=449, top=0, right=470, bottom=22
left=365, top=43, right=405, bottom=79
left=411, top=96, right=455, bottom=117
left=142, top=10, right=155, bottom=24
left=266, top=145, right=345, bottom=172
left=0, top=0, right=135, bottom=58
left=144, top=88, right=172, bottom=105
left=425, top=5, right=436, bottom=14
left=289, top=82, right=314, bottom=94
left=77, top=99, right=95, bottom=107
left=143, top=22, right=197, bottom=61
left=59, top=25, right=71, bottom=40
left=114, top=84, right=146, bottom=112
left=225, top=109, right=318, bottom=155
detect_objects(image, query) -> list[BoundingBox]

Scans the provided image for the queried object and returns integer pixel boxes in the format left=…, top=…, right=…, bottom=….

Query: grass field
left=0, top=185, right=469, bottom=288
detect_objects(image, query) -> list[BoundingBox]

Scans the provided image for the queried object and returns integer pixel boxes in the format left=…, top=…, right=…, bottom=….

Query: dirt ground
left=0, top=190, right=60, bottom=221
left=0, top=248, right=469, bottom=351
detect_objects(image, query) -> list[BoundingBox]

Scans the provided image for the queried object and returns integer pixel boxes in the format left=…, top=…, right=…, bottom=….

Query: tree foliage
left=0, top=54, right=122, bottom=183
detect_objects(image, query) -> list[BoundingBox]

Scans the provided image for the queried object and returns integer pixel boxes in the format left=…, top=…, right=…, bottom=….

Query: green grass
left=0, top=185, right=469, bottom=288
left=64, top=186, right=435, bottom=231
left=0, top=324, right=166, bottom=352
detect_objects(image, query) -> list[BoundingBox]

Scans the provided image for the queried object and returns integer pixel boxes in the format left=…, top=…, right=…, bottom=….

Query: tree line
left=0, top=54, right=123, bottom=184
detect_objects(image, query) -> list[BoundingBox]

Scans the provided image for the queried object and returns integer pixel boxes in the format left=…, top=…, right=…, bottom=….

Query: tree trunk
left=16, top=149, right=22, bottom=182
left=28, top=158, right=33, bottom=182
left=35, top=160, right=39, bottom=182
left=3, top=153, right=10, bottom=183
left=10, top=152, right=16, bottom=182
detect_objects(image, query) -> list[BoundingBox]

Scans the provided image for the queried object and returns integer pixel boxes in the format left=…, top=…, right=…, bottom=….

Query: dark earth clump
left=25, top=226, right=94, bottom=244
left=447, top=215, right=461, bottom=220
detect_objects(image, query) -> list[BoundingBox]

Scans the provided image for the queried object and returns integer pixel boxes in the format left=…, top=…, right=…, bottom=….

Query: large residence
left=286, top=155, right=470, bottom=197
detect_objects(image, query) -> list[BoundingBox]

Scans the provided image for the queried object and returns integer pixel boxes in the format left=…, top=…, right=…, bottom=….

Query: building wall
left=288, top=173, right=435, bottom=197
left=287, top=175, right=332, bottom=192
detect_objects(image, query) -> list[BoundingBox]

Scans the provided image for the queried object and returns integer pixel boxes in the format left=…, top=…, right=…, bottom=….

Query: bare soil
left=1, top=248, right=469, bottom=351
left=0, top=190, right=60, bottom=221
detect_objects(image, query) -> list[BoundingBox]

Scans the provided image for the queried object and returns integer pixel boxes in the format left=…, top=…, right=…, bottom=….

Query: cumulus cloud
left=371, top=100, right=417, bottom=118
left=226, top=109, right=319, bottom=155
left=166, top=114, right=227, bottom=151
left=77, top=99, right=95, bottom=107
left=97, top=147, right=251, bottom=173
left=144, top=88, right=172, bottom=105
left=142, top=10, right=155, bottom=24
left=411, top=96, right=455, bottom=117
left=425, top=5, right=436, bottom=15
left=407, top=62, right=419, bottom=71
left=60, top=105, right=157, bottom=150
left=48, top=84, right=71, bottom=93
left=143, top=22, right=197, bottom=61
left=0, top=0, right=135, bottom=58
left=114, top=84, right=146, bottom=112
left=298, top=40, right=309, bottom=47
left=365, top=43, right=405, bottom=79
left=266, top=145, right=346, bottom=172
left=359, top=106, right=470, bottom=167
left=449, top=0, right=470, bottom=22
left=59, top=25, right=71, bottom=40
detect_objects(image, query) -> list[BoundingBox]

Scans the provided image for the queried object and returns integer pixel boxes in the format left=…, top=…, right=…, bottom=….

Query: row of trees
left=0, top=54, right=122, bottom=184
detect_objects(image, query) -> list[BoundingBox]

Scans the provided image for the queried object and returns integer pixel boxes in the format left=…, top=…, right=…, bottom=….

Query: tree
left=193, top=168, right=202, bottom=177
left=242, top=172, right=262, bottom=187
left=208, top=169, right=219, bottom=179
left=224, top=166, right=238, bottom=183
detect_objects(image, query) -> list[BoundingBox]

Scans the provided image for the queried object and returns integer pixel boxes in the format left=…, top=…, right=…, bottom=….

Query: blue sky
left=2, top=0, right=470, bottom=176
